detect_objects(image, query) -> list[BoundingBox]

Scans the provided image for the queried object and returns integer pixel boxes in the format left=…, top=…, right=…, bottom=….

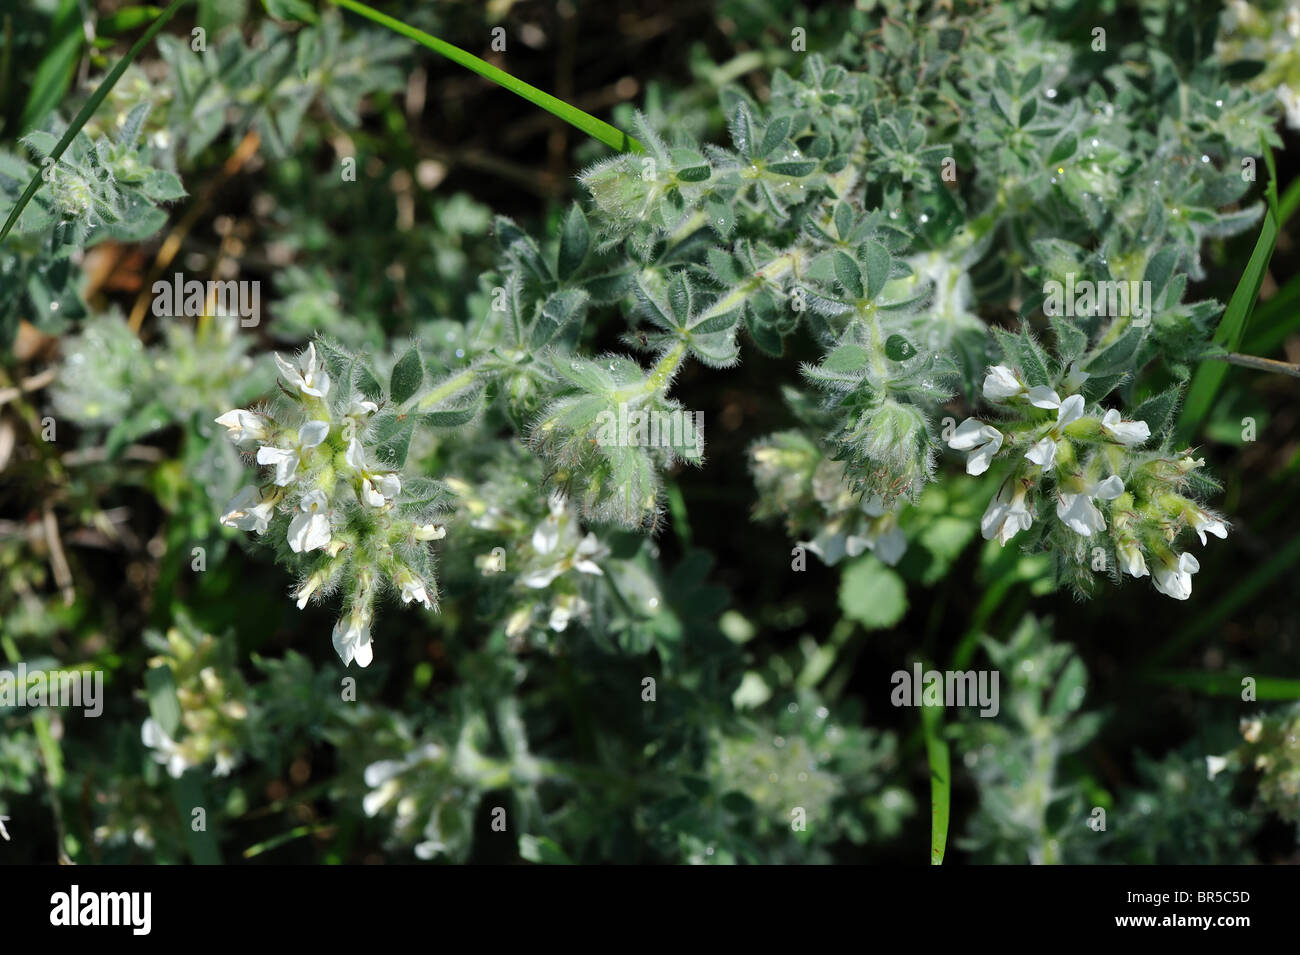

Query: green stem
left=1204, top=351, right=1300, bottom=379
left=328, top=0, right=642, bottom=154
left=627, top=341, right=687, bottom=401
left=414, top=367, right=479, bottom=412
left=0, top=0, right=192, bottom=246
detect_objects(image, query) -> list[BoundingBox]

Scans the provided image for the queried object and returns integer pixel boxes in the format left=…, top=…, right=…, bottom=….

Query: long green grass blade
left=20, top=0, right=84, bottom=134
left=1240, top=175, right=1300, bottom=356
left=1176, top=148, right=1284, bottom=442
left=0, top=0, right=191, bottom=248
left=328, top=0, right=643, bottom=154
left=1146, top=671, right=1300, bottom=700
left=1177, top=220, right=1278, bottom=440
left=920, top=694, right=950, bottom=865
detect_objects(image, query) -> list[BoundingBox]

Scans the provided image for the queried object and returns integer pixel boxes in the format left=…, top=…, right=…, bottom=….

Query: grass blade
left=328, top=0, right=643, bottom=154
left=920, top=693, right=950, bottom=865
left=1177, top=148, right=1285, bottom=442
left=1146, top=671, right=1300, bottom=700
left=20, top=0, right=84, bottom=135
left=1176, top=213, right=1278, bottom=441
left=0, top=0, right=191, bottom=247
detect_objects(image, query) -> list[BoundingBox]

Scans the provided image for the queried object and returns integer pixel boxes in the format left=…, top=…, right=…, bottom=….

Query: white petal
left=352, top=634, right=373, bottom=668
left=948, top=417, right=992, bottom=450
left=221, top=487, right=273, bottom=533
left=1093, top=475, right=1125, bottom=500
left=1027, top=386, right=1061, bottom=409
left=1025, top=437, right=1057, bottom=471
left=275, top=351, right=303, bottom=388
left=1100, top=409, right=1150, bottom=445
left=215, top=409, right=267, bottom=448
left=288, top=511, right=330, bottom=553
left=362, top=479, right=386, bottom=508
left=1118, top=545, right=1148, bottom=578
left=532, top=518, right=561, bottom=556
left=346, top=438, right=366, bottom=471
left=1064, top=361, right=1090, bottom=392
left=982, top=365, right=1023, bottom=400
left=521, top=565, right=562, bottom=588
left=298, top=420, right=330, bottom=448
left=257, top=446, right=298, bottom=485
left=1056, top=393, right=1086, bottom=428
left=331, top=620, right=354, bottom=666
left=1057, top=492, right=1105, bottom=536
left=1194, top=515, right=1228, bottom=546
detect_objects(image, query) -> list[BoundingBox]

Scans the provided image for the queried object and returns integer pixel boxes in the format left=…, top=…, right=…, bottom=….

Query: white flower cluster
left=505, top=493, right=610, bottom=637
left=948, top=364, right=1227, bottom=600
left=215, top=343, right=445, bottom=667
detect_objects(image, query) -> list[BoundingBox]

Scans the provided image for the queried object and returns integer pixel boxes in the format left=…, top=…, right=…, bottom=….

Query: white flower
left=1020, top=393, right=1086, bottom=473
left=1027, top=386, right=1063, bottom=409
left=1205, top=754, right=1229, bottom=781
left=1024, top=437, right=1058, bottom=472
left=397, top=569, right=434, bottom=610
left=214, top=409, right=269, bottom=449
left=1053, top=393, right=1086, bottom=427
left=220, top=486, right=276, bottom=534
left=573, top=534, right=606, bottom=576
left=141, top=718, right=188, bottom=779
left=414, top=523, right=446, bottom=541
left=1117, top=540, right=1149, bottom=578
left=1191, top=509, right=1229, bottom=546
left=948, top=418, right=1003, bottom=475
left=348, top=396, right=379, bottom=417
left=1056, top=474, right=1124, bottom=536
left=274, top=342, right=331, bottom=398
left=361, top=472, right=401, bottom=508
left=287, top=490, right=332, bottom=553
left=257, top=446, right=297, bottom=485
left=983, top=365, right=1025, bottom=401
left=361, top=479, right=386, bottom=508
left=548, top=593, right=587, bottom=632
left=1152, top=551, right=1200, bottom=600
left=981, top=481, right=1034, bottom=544
left=332, top=611, right=373, bottom=667
left=257, top=421, right=329, bottom=486
left=1063, top=361, right=1090, bottom=393
left=1100, top=409, right=1150, bottom=446
left=519, top=493, right=608, bottom=587
left=296, top=571, right=326, bottom=610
